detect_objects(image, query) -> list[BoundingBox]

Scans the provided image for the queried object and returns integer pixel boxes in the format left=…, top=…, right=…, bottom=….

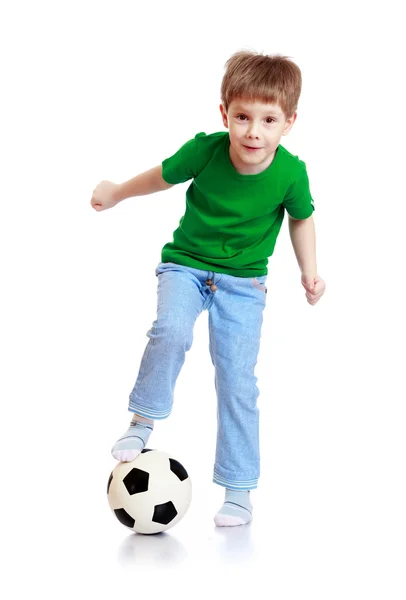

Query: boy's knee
left=148, top=320, right=194, bottom=351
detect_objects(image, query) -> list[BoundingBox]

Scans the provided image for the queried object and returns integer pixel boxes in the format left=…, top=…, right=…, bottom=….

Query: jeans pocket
left=252, top=277, right=268, bottom=294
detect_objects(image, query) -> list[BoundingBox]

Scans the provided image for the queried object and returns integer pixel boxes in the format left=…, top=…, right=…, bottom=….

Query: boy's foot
left=111, top=415, right=154, bottom=462
left=214, top=489, right=253, bottom=527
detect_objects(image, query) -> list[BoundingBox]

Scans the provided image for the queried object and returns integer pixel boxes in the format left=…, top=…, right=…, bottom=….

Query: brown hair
left=220, top=50, right=302, bottom=119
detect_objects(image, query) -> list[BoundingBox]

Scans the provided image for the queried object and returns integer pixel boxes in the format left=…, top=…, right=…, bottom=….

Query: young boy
left=91, top=50, right=326, bottom=527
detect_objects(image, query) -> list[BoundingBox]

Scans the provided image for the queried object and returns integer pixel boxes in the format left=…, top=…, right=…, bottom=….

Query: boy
left=91, top=50, right=326, bottom=527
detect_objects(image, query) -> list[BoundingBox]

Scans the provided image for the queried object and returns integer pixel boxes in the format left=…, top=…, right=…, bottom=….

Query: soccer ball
left=107, top=449, right=192, bottom=535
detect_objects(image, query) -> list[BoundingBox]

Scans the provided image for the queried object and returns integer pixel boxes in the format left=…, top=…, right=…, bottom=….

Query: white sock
left=111, top=414, right=154, bottom=462
left=214, top=489, right=253, bottom=527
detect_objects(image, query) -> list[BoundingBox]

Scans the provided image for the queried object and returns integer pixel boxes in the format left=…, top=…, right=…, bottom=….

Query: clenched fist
left=301, top=274, right=326, bottom=306
left=91, top=181, right=121, bottom=211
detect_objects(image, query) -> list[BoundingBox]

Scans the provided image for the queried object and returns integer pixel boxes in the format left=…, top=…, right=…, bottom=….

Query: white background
left=1, top=0, right=405, bottom=597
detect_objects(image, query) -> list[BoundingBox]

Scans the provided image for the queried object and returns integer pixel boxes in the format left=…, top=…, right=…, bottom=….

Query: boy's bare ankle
left=131, top=413, right=153, bottom=425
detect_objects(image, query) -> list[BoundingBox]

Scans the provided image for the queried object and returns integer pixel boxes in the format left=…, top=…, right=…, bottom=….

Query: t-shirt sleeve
left=161, top=132, right=206, bottom=184
left=282, top=164, right=315, bottom=219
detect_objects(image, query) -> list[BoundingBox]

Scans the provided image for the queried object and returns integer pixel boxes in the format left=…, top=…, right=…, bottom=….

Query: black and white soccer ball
left=107, top=449, right=192, bottom=535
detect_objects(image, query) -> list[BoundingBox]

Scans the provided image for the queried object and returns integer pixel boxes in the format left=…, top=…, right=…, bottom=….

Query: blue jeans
left=128, top=261, right=268, bottom=491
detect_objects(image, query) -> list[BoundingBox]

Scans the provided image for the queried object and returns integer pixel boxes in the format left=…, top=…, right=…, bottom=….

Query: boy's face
left=220, top=97, right=297, bottom=174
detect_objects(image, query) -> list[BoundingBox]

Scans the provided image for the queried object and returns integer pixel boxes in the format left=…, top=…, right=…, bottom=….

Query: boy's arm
left=114, top=165, right=174, bottom=202
left=288, top=214, right=317, bottom=276
left=288, top=214, right=326, bottom=306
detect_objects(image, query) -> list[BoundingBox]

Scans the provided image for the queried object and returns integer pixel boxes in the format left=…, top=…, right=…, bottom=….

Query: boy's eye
left=236, top=114, right=275, bottom=123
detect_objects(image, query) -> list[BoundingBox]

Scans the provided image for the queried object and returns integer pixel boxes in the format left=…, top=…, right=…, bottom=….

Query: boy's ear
left=282, top=112, right=297, bottom=135
left=219, top=104, right=228, bottom=128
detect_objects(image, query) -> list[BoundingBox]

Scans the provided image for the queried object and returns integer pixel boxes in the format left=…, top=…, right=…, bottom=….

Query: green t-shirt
left=161, top=131, right=315, bottom=277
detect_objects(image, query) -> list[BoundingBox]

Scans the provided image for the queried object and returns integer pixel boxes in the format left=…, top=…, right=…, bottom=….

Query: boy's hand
left=301, top=274, right=326, bottom=306
left=91, top=181, right=121, bottom=211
